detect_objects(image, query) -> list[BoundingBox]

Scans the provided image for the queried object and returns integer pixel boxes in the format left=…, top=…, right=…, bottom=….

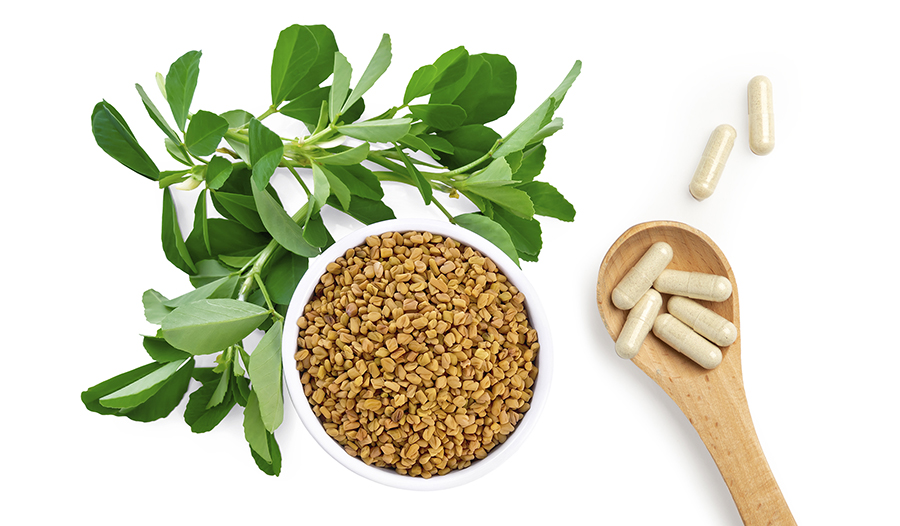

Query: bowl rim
left=281, top=218, right=553, bottom=490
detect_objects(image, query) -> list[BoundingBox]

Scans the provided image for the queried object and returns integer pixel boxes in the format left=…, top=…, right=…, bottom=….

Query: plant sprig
left=83, top=24, right=580, bottom=476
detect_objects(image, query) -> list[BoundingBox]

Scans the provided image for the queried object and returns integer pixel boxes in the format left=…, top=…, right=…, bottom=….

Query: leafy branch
left=83, top=23, right=580, bottom=476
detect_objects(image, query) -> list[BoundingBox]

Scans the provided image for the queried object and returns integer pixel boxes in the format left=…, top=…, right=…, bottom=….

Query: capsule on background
left=748, top=75, right=775, bottom=155
left=612, top=242, right=673, bottom=310
left=667, top=295, right=737, bottom=347
left=652, top=313, right=723, bottom=370
left=690, top=124, right=736, bottom=201
left=615, top=289, right=663, bottom=359
left=653, top=269, right=733, bottom=302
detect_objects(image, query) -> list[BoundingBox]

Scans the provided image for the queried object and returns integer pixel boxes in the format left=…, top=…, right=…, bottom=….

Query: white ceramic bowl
left=281, top=218, right=553, bottom=490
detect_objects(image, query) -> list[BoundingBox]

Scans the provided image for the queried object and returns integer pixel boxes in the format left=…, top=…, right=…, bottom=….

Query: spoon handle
left=674, top=373, right=797, bottom=525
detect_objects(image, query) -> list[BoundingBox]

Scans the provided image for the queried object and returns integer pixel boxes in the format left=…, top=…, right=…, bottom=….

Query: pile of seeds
left=294, top=230, right=540, bottom=478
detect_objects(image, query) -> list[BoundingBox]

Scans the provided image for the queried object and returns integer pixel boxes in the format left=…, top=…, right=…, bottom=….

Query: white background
left=3, top=1, right=898, bottom=524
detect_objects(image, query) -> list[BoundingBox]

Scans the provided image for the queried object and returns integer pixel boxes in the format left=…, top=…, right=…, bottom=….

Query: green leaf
left=161, top=299, right=270, bottom=355
left=205, top=156, right=233, bottom=190
left=190, top=259, right=233, bottom=287
left=464, top=185, right=534, bottom=219
left=250, top=431, right=282, bottom=476
left=310, top=164, right=331, bottom=214
left=432, top=54, right=516, bottom=125
left=409, top=104, right=467, bottom=131
left=121, top=359, right=194, bottom=422
left=341, top=33, right=391, bottom=115
left=195, top=188, right=211, bottom=255
left=288, top=25, right=339, bottom=100
left=248, top=321, right=284, bottom=433
left=281, top=86, right=365, bottom=128
left=393, top=145, right=432, bottom=205
left=135, top=83, right=180, bottom=144
left=208, top=362, right=231, bottom=408
left=547, top=60, right=582, bottom=113
left=403, top=46, right=469, bottom=104
left=520, top=181, right=576, bottom=222
left=420, top=134, right=454, bottom=155
left=143, top=335, right=192, bottom=362
left=270, top=25, right=320, bottom=105
left=453, top=213, right=519, bottom=267
left=82, top=363, right=162, bottom=416
left=252, top=184, right=320, bottom=257
left=315, top=164, right=351, bottom=210
left=430, top=46, right=470, bottom=90
left=460, top=157, right=514, bottom=188
left=337, top=118, right=411, bottom=142
left=302, top=208, right=334, bottom=248
left=99, top=359, right=189, bottom=409
left=326, top=195, right=395, bottom=225
left=184, top=372, right=236, bottom=433
left=91, top=101, right=160, bottom=180
left=162, top=188, right=197, bottom=273
left=165, top=50, right=202, bottom=132
left=493, top=98, right=553, bottom=158
left=186, top=218, right=270, bottom=262
left=243, top=389, right=271, bottom=462
left=326, top=163, right=383, bottom=200
left=232, top=374, right=250, bottom=407
left=165, top=138, right=191, bottom=167
left=329, top=52, right=352, bottom=123
left=492, top=206, right=543, bottom=260
left=249, top=119, right=284, bottom=190
left=220, top=109, right=254, bottom=128
left=512, top=144, right=546, bottom=182
left=437, top=124, right=500, bottom=170
left=404, top=65, right=437, bottom=105
left=212, top=192, right=266, bottom=233
left=142, top=289, right=172, bottom=324
left=316, top=142, right=370, bottom=166
left=529, top=117, right=564, bottom=145
left=162, top=275, right=239, bottom=309
left=185, top=110, right=228, bottom=156
left=263, top=251, right=308, bottom=305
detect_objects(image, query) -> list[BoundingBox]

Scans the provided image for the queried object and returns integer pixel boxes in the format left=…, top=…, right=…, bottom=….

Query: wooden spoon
left=596, top=221, right=796, bottom=526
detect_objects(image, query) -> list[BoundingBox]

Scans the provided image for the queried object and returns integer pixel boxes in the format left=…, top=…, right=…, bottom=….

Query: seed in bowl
left=294, top=231, right=540, bottom=478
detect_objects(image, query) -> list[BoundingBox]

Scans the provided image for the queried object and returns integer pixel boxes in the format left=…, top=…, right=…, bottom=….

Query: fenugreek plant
left=81, top=24, right=580, bottom=475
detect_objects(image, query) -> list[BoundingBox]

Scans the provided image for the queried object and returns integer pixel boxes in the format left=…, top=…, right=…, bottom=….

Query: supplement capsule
left=667, top=296, right=737, bottom=347
left=615, top=289, right=663, bottom=359
left=689, top=124, right=736, bottom=201
left=612, top=242, right=673, bottom=310
left=748, top=75, right=775, bottom=155
left=653, top=269, right=732, bottom=302
left=652, top=313, right=722, bottom=370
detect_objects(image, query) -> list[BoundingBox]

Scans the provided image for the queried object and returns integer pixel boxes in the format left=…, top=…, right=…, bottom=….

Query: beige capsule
left=612, top=242, right=673, bottom=310
left=689, top=124, right=736, bottom=201
left=667, top=296, right=737, bottom=347
left=652, top=313, right=722, bottom=370
left=615, top=289, right=663, bottom=360
left=748, top=75, right=775, bottom=155
left=653, top=269, right=732, bottom=302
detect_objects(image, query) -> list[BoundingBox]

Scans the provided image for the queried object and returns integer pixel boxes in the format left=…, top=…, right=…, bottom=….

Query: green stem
left=254, top=274, right=283, bottom=321
left=431, top=197, right=456, bottom=222
left=286, top=164, right=312, bottom=196
left=257, top=105, right=279, bottom=121
left=304, top=124, right=337, bottom=146
left=224, top=129, right=249, bottom=145
left=238, top=239, right=279, bottom=300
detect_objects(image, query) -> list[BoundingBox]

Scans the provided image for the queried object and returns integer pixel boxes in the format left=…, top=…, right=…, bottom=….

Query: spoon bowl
left=596, top=221, right=795, bottom=526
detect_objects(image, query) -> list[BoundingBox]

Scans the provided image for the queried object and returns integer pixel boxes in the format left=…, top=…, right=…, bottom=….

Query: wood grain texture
left=597, top=221, right=796, bottom=526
